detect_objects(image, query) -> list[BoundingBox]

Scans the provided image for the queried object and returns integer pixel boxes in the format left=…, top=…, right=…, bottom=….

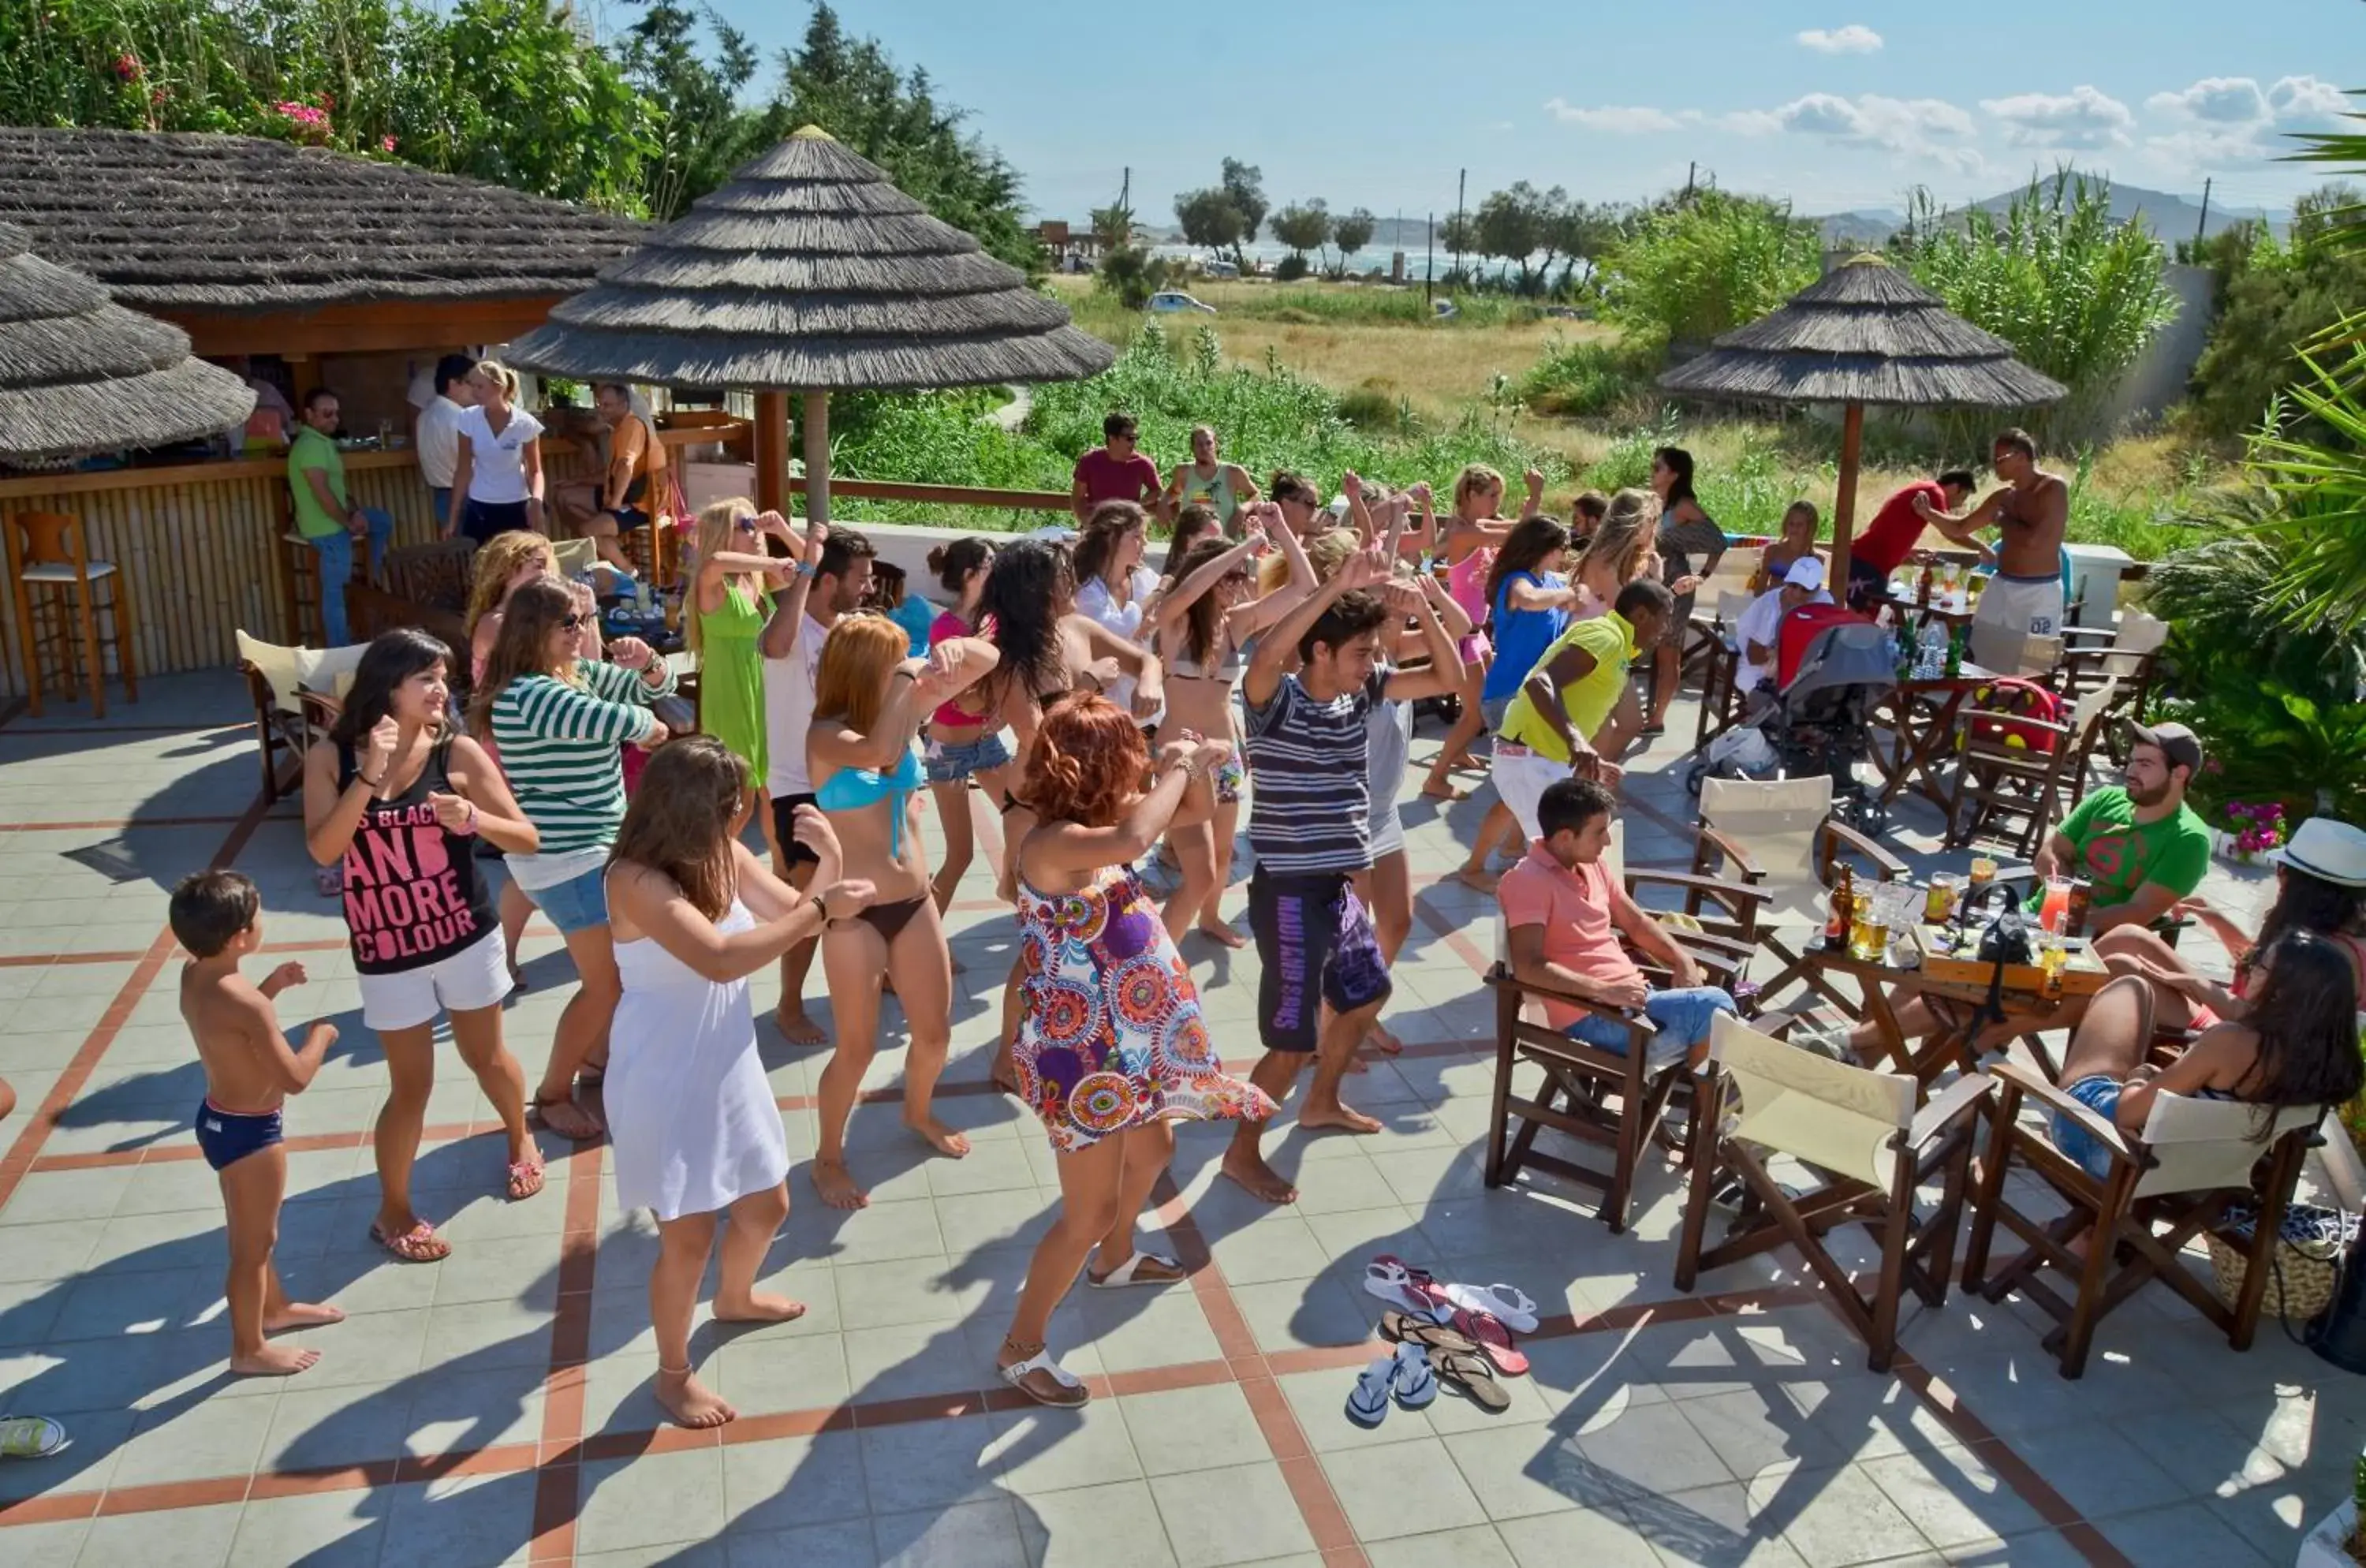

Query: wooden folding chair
left=1961, top=1060, right=2323, bottom=1379
left=234, top=632, right=368, bottom=802
left=1674, top=1014, right=1992, bottom=1370
left=1945, top=678, right=2116, bottom=858
left=1690, top=589, right=1760, bottom=754
left=1690, top=775, right=1910, bottom=1016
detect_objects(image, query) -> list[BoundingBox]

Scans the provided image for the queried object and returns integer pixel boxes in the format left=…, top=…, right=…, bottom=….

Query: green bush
left=1517, top=336, right=1657, bottom=418
left=1596, top=191, right=1823, bottom=352
left=2185, top=188, right=2366, bottom=441
left=1273, top=253, right=1310, bottom=282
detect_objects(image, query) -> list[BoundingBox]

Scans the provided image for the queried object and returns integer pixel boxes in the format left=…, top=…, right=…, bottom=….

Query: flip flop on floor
left=1378, top=1309, right=1476, bottom=1354
left=1390, top=1341, right=1437, bottom=1409
left=1345, top=1353, right=1396, bottom=1428
left=1362, top=1256, right=1448, bottom=1317
left=1442, top=1281, right=1540, bottom=1335
left=1088, top=1253, right=1185, bottom=1288
left=1426, top=1346, right=1511, bottom=1413
left=1450, top=1307, right=1530, bottom=1377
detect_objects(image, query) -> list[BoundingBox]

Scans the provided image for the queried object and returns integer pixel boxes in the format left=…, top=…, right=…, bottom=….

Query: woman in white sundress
left=603, top=735, right=875, bottom=1430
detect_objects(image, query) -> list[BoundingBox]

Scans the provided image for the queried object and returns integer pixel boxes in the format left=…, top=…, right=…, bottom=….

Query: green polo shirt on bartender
left=288, top=426, right=348, bottom=539
left=2043, top=785, right=2211, bottom=910
left=1497, top=611, right=1637, bottom=764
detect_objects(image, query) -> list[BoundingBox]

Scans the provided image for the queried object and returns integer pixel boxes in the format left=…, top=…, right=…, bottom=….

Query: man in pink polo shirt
left=1496, top=777, right=1735, bottom=1068
left=1071, top=412, right=1164, bottom=523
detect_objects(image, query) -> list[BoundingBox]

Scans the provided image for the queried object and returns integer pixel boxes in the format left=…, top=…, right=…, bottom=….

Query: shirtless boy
left=172, top=870, right=344, bottom=1376
left=1913, top=427, right=2069, bottom=670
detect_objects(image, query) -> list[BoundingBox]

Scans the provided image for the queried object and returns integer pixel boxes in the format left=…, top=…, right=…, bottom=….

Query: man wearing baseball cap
left=2032, top=720, right=2214, bottom=933
left=1733, top=555, right=1832, bottom=702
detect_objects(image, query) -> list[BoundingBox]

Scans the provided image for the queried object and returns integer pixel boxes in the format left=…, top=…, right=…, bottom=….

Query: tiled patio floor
left=1, top=670, right=2360, bottom=1567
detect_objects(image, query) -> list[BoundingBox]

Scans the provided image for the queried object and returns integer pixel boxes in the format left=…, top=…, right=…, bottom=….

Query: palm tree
left=2247, top=319, right=2366, bottom=635
left=2283, top=82, right=2366, bottom=248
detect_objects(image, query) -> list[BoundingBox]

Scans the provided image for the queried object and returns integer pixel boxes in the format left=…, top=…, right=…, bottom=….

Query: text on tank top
left=338, top=738, right=497, bottom=973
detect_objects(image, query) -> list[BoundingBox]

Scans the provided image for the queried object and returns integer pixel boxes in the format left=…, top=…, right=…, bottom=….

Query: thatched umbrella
left=1657, top=254, right=2066, bottom=587
left=507, top=127, right=1115, bottom=519
left=0, top=222, right=254, bottom=466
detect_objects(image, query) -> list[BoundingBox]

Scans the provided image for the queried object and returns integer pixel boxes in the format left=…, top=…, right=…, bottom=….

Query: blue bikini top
left=815, top=744, right=925, bottom=857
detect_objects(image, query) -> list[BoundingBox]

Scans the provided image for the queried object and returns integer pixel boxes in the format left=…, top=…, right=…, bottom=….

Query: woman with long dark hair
left=605, top=737, right=875, bottom=1428
left=474, top=579, right=676, bottom=1144
left=2099, top=817, right=2366, bottom=1029
left=2047, top=931, right=2364, bottom=1182
left=304, top=630, right=542, bottom=1262
left=1071, top=502, right=1162, bottom=721
left=921, top=536, right=1008, bottom=911
left=980, top=538, right=1165, bottom=755
left=995, top=698, right=1274, bottom=1406
left=1647, top=445, right=1724, bottom=735
left=808, top=616, right=1000, bottom=1209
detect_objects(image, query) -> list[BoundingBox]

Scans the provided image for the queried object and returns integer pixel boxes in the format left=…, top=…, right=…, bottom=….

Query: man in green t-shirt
left=288, top=387, right=394, bottom=647
left=2032, top=722, right=2211, bottom=931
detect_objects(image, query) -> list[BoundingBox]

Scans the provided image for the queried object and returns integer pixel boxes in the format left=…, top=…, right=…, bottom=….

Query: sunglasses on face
left=733, top=516, right=757, bottom=532
left=558, top=613, right=588, bottom=631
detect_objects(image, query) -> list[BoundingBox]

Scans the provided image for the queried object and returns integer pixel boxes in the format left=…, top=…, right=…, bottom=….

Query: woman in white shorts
left=304, top=629, right=544, bottom=1264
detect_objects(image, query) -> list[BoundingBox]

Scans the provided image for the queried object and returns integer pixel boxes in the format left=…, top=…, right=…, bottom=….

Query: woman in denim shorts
left=920, top=537, right=1014, bottom=910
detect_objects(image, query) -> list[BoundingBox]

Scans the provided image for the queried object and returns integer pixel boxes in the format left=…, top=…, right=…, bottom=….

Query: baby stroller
left=1688, top=604, right=1897, bottom=833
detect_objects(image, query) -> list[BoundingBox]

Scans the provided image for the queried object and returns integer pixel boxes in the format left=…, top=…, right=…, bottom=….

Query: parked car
left=1200, top=259, right=1241, bottom=279
left=1148, top=291, right=1217, bottom=315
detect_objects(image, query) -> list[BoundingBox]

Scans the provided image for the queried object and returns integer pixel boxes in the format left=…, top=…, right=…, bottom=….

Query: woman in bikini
left=1420, top=464, right=1541, bottom=801
left=920, top=536, right=1009, bottom=912
left=807, top=615, right=1001, bottom=1210
left=2046, top=930, right=2364, bottom=1184
left=2096, top=816, right=2366, bottom=1032
left=1162, top=424, right=1260, bottom=536
left=1148, top=510, right=1318, bottom=944
left=303, top=630, right=543, bottom=1264
left=461, top=529, right=562, bottom=980
left=1751, top=501, right=1825, bottom=593
left=995, top=699, right=1274, bottom=1407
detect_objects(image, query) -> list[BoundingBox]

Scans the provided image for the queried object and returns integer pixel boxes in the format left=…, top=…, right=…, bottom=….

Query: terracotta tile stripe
left=0, top=720, right=253, bottom=736
left=0, top=786, right=276, bottom=1215
left=0, top=812, right=297, bottom=833
left=0, top=936, right=341, bottom=973
left=528, top=1137, right=606, bottom=1565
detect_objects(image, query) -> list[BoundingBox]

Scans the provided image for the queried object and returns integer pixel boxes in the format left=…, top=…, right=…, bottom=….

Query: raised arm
left=301, top=719, right=397, bottom=868
left=1230, top=510, right=1318, bottom=640
left=760, top=519, right=827, bottom=659
left=1244, top=547, right=1386, bottom=707
left=1024, top=739, right=1210, bottom=875
left=1149, top=532, right=1268, bottom=644
left=1381, top=580, right=1464, bottom=702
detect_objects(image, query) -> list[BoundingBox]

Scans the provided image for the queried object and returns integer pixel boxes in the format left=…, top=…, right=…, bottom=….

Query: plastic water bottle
left=1916, top=619, right=1949, bottom=680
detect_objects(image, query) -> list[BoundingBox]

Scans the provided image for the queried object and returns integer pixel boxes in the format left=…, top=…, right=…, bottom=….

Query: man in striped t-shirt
left=1228, top=547, right=1464, bottom=1204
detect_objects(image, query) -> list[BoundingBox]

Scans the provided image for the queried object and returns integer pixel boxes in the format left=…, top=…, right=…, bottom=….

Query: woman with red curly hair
left=995, top=697, right=1274, bottom=1407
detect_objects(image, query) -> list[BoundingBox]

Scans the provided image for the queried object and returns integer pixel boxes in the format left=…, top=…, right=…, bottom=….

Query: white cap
left=1783, top=557, right=1826, bottom=592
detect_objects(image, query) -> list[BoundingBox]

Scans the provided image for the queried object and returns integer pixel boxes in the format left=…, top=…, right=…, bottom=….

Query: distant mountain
left=1815, top=209, right=1907, bottom=246
left=1960, top=181, right=2278, bottom=240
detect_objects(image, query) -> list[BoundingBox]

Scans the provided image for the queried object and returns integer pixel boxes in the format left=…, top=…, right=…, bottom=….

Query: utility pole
left=1452, top=170, right=1466, bottom=285
left=1119, top=166, right=1130, bottom=211
left=1424, top=210, right=1435, bottom=309
left=2195, top=177, right=2212, bottom=242
left=1683, top=161, right=1696, bottom=201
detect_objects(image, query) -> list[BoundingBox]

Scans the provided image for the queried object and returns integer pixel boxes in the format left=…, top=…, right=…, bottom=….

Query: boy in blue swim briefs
left=172, top=870, right=344, bottom=1377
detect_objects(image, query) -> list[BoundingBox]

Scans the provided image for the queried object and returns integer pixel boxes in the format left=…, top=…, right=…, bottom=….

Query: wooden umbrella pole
left=752, top=390, right=789, bottom=515
left=1832, top=400, right=1864, bottom=597
left=803, top=390, right=830, bottom=527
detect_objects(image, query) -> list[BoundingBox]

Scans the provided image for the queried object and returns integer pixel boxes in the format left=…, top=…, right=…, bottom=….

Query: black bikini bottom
left=856, top=894, right=928, bottom=945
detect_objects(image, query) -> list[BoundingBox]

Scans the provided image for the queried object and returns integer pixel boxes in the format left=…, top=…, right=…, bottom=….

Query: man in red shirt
left=1845, top=469, right=1975, bottom=610
left=1071, top=413, right=1164, bottom=524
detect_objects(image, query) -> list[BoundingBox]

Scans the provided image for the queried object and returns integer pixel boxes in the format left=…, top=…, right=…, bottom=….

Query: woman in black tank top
left=303, top=631, right=543, bottom=1264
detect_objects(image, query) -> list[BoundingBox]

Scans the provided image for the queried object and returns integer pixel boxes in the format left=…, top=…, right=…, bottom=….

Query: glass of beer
left=1968, top=857, right=1997, bottom=894
left=1924, top=872, right=1961, bottom=924
left=1849, top=893, right=1886, bottom=963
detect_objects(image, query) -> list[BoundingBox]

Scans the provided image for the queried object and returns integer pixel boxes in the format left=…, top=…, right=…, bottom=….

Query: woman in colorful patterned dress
left=995, top=697, right=1275, bottom=1408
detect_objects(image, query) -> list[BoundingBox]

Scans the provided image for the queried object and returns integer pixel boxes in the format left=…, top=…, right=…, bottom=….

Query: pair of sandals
left=1363, top=1258, right=1539, bottom=1387
left=1346, top=1341, right=1439, bottom=1425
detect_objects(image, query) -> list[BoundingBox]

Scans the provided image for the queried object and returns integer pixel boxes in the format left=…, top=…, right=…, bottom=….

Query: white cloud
left=1981, top=85, right=2135, bottom=150
left=1543, top=97, right=1688, bottom=133
left=1797, top=24, right=1883, bottom=54
left=1767, top=91, right=1984, bottom=172
left=2269, top=74, right=2349, bottom=120
left=2147, top=77, right=2270, bottom=124
left=2144, top=125, right=2273, bottom=174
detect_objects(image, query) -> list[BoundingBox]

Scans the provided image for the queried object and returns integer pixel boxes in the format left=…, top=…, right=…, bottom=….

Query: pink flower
left=113, top=53, right=140, bottom=82
left=379, top=135, right=397, bottom=153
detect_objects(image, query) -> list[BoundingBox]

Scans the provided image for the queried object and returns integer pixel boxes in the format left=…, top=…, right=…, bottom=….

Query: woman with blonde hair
left=807, top=614, right=1000, bottom=1209
left=1422, top=462, right=1542, bottom=798
left=476, top=578, right=677, bottom=1141
left=689, top=498, right=801, bottom=806
left=995, top=698, right=1273, bottom=1406
left=447, top=360, right=547, bottom=544
left=1573, top=487, right=1663, bottom=616
left=604, top=737, right=877, bottom=1428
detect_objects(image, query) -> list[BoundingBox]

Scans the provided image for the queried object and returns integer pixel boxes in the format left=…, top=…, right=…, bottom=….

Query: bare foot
left=1420, top=778, right=1469, bottom=802
left=1364, top=1022, right=1405, bottom=1056
left=1195, top=917, right=1248, bottom=950
left=1222, top=1147, right=1299, bottom=1204
left=911, top=1116, right=972, bottom=1159
left=1301, top=1101, right=1384, bottom=1135
left=263, top=1302, right=345, bottom=1333
left=812, top=1157, right=869, bottom=1211
left=775, top=1007, right=827, bottom=1047
left=231, top=1343, right=321, bottom=1377
left=713, top=1293, right=808, bottom=1324
left=1450, top=866, right=1500, bottom=894
left=655, top=1367, right=737, bottom=1428
left=531, top=1094, right=603, bottom=1141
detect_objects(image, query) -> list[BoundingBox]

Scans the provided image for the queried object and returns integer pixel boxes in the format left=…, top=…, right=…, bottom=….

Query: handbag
left=1963, top=882, right=2033, bottom=1027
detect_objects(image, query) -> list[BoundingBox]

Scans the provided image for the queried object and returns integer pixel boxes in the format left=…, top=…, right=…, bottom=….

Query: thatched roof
left=506, top=129, right=1115, bottom=392
left=0, top=128, right=647, bottom=313
left=1658, top=256, right=2068, bottom=408
left=0, top=223, right=255, bottom=465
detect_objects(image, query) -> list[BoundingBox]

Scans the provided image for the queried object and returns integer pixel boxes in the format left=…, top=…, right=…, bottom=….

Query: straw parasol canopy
left=1658, top=254, right=2066, bottom=584
left=0, top=222, right=255, bottom=467
left=507, top=126, right=1115, bottom=517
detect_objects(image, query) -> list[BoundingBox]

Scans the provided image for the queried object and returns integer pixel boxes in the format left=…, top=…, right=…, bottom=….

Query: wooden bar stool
left=6, top=510, right=138, bottom=718
left=281, top=529, right=323, bottom=646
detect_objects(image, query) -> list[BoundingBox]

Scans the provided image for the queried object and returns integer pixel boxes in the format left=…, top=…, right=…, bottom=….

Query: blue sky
left=659, top=0, right=2357, bottom=222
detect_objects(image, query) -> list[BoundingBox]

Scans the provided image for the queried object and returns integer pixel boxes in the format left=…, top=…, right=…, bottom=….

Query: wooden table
left=1882, top=584, right=1979, bottom=628
left=1870, top=663, right=1998, bottom=812
left=1807, top=936, right=2082, bottom=1099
